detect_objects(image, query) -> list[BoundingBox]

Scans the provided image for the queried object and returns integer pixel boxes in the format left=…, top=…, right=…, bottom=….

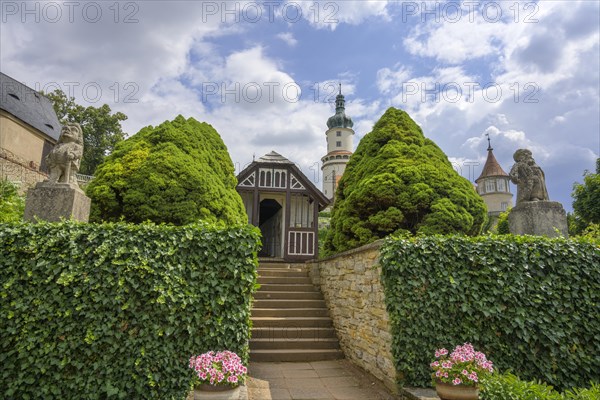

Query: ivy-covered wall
left=0, top=221, right=260, bottom=399
left=380, top=235, right=600, bottom=391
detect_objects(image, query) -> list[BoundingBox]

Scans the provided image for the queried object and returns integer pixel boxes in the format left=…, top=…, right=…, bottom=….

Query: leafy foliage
left=380, top=235, right=600, bottom=390
left=45, top=89, right=127, bottom=175
left=495, top=209, right=510, bottom=234
left=86, top=116, right=246, bottom=225
left=481, top=372, right=600, bottom=400
left=571, top=158, right=600, bottom=234
left=0, top=180, right=24, bottom=222
left=325, top=108, right=486, bottom=254
left=0, top=221, right=260, bottom=399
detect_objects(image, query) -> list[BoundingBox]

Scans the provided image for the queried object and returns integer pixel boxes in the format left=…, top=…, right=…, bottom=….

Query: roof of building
left=0, top=72, right=61, bottom=142
left=327, top=85, right=354, bottom=130
left=476, top=144, right=509, bottom=182
left=257, top=151, right=295, bottom=164
left=238, top=150, right=330, bottom=208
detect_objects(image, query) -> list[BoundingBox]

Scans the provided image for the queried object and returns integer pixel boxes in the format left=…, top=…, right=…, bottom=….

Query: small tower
left=321, top=85, right=354, bottom=201
left=475, top=135, right=513, bottom=222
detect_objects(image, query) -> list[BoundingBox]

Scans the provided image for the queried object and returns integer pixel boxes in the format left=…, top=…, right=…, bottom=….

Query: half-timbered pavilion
left=237, top=151, right=330, bottom=261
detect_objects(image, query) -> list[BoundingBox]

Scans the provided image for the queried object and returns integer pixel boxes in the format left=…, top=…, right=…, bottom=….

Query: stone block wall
left=1, top=148, right=48, bottom=193
left=307, top=240, right=396, bottom=391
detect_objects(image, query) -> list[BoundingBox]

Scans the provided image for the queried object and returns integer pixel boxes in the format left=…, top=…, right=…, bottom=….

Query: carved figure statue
left=46, top=122, right=84, bottom=185
left=509, top=149, right=549, bottom=204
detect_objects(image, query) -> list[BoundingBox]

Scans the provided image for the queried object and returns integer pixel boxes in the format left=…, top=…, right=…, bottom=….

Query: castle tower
left=321, top=85, right=354, bottom=201
left=475, top=135, right=513, bottom=221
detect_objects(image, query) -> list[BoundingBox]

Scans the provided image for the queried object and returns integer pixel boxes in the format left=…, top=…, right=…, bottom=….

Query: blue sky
left=1, top=1, right=598, bottom=211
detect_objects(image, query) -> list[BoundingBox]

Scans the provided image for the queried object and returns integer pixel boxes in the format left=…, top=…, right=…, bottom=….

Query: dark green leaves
left=0, top=221, right=260, bottom=399
left=380, top=235, right=600, bottom=391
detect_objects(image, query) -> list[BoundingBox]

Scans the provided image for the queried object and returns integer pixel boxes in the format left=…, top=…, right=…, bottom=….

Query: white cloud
left=276, top=32, right=298, bottom=46
left=293, top=0, right=391, bottom=30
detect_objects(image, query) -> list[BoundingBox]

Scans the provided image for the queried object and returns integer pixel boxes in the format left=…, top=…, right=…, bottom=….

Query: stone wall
left=1, top=147, right=48, bottom=193
left=307, top=240, right=396, bottom=391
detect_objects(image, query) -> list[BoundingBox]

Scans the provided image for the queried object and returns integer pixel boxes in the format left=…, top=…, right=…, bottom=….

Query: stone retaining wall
left=307, top=240, right=396, bottom=391
left=1, top=148, right=48, bottom=193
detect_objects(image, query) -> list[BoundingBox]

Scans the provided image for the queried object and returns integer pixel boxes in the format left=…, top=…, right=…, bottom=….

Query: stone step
left=251, top=317, right=333, bottom=328
left=252, top=327, right=337, bottom=340
left=257, top=283, right=317, bottom=292
left=249, top=338, right=340, bottom=350
left=251, top=308, right=330, bottom=318
left=258, top=257, right=306, bottom=268
left=254, top=291, right=323, bottom=300
left=250, top=349, right=344, bottom=362
left=257, top=269, right=308, bottom=277
left=253, top=299, right=326, bottom=309
left=257, top=276, right=312, bottom=285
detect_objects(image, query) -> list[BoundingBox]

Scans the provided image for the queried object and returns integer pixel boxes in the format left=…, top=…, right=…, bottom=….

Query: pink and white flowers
left=430, top=343, right=494, bottom=387
left=189, top=350, right=247, bottom=387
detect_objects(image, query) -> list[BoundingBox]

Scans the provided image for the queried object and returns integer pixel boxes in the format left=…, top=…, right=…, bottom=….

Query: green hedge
left=0, top=221, right=260, bottom=399
left=481, top=372, right=600, bottom=400
left=380, top=235, right=600, bottom=390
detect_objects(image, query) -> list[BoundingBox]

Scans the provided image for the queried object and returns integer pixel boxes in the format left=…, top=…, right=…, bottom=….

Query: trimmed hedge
left=0, top=221, right=260, bottom=399
left=481, top=372, right=600, bottom=400
left=380, top=235, right=600, bottom=390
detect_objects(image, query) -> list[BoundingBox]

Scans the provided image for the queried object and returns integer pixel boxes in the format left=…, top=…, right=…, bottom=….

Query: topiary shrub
left=86, top=115, right=246, bottom=225
left=325, top=107, right=486, bottom=255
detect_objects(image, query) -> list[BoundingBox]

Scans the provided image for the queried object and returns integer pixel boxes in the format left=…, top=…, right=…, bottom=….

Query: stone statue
left=46, top=122, right=84, bottom=185
left=509, top=149, right=549, bottom=205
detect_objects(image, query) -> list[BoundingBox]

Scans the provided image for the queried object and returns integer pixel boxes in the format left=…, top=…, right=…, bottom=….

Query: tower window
left=497, top=179, right=506, bottom=192
left=501, top=202, right=508, bottom=211
left=485, top=180, right=495, bottom=193
left=336, top=141, right=342, bottom=147
left=336, top=131, right=341, bottom=136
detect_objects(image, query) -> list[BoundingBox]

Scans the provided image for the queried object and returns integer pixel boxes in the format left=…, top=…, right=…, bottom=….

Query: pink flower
left=462, top=369, right=468, bottom=375
left=453, top=378, right=462, bottom=385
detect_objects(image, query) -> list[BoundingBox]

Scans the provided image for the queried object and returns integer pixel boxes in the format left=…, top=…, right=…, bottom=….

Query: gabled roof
left=0, top=72, right=61, bottom=142
left=476, top=148, right=509, bottom=182
left=237, top=150, right=330, bottom=208
left=258, top=151, right=295, bottom=164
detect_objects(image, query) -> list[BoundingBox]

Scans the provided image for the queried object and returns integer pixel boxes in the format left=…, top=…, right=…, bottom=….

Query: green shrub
left=325, top=108, right=486, bottom=255
left=0, top=179, right=24, bottom=222
left=481, top=372, right=600, bottom=400
left=0, top=221, right=260, bottom=399
left=495, top=209, right=510, bottom=234
left=86, top=115, right=246, bottom=225
left=380, top=235, right=600, bottom=390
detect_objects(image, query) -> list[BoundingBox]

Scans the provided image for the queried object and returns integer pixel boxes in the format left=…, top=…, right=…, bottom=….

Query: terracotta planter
left=435, top=380, right=479, bottom=400
left=193, top=384, right=241, bottom=400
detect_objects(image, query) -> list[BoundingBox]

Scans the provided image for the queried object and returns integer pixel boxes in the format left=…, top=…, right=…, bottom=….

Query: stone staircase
left=250, top=262, right=344, bottom=362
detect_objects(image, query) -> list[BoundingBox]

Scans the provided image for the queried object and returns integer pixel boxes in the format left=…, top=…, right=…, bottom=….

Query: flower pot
left=435, top=380, right=479, bottom=400
left=197, top=384, right=239, bottom=392
left=193, top=384, right=240, bottom=400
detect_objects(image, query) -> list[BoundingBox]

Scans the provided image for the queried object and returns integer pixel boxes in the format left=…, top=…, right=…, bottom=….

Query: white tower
left=321, top=85, right=354, bottom=201
left=475, top=135, right=513, bottom=222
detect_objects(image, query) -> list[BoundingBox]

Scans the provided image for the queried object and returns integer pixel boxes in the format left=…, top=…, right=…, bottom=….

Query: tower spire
left=486, top=133, right=493, bottom=151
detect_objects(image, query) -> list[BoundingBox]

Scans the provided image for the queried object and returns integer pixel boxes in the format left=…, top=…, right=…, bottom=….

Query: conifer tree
left=325, top=107, right=487, bottom=254
left=86, top=116, right=246, bottom=225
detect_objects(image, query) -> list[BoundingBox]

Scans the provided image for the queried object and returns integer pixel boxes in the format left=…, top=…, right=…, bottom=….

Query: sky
left=1, top=0, right=598, bottom=211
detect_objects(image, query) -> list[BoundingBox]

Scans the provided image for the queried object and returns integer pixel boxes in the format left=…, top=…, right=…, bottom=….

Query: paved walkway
left=246, top=360, right=399, bottom=400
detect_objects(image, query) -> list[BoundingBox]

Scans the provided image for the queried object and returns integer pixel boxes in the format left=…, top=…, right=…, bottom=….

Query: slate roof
left=258, top=151, right=294, bottom=164
left=476, top=148, right=509, bottom=182
left=0, top=72, right=61, bottom=142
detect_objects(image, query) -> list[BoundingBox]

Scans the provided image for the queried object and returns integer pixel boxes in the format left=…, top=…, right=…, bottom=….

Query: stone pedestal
left=24, top=182, right=91, bottom=222
left=508, top=201, right=568, bottom=238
